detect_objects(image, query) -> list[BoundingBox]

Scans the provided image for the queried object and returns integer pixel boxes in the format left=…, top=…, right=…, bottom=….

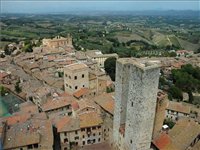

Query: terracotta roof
left=168, top=118, right=200, bottom=150
left=56, top=116, right=80, bottom=132
left=79, top=111, right=102, bottom=128
left=3, top=117, right=53, bottom=150
left=64, top=63, right=88, bottom=71
left=192, top=140, right=200, bottom=150
left=93, top=93, right=115, bottom=115
left=153, top=133, right=171, bottom=149
left=1, top=114, right=32, bottom=126
left=73, top=88, right=89, bottom=98
left=166, top=101, right=190, bottom=114
left=4, top=127, right=40, bottom=149
left=77, top=99, right=98, bottom=113
left=42, top=96, right=74, bottom=112
left=71, top=101, right=79, bottom=111
left=0, top=71, right=9, bottom=81
left=19, top=101, right=39, bottom=114
left=58, top=92, right=71, bottom=97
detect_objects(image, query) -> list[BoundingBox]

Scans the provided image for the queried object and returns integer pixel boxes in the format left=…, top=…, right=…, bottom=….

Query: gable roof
left=93, top=93, right=115, bottom=115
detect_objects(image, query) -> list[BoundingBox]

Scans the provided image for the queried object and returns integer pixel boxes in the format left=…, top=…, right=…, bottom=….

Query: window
left=87, top=140, right=91, bottom=144
left=98, top=138, right=101, bottom=142
left=130, top=140, right=132, bottom=144
left=81, top=128, right=85, bottom=132
left=83, top=85, right=85, bottom=87
left=75, top=136, right=79, bottom=140
left=66, top=84, right=68, bottom=87
left=69, top=76, right=71, bottom=79
left=33, top=144, right=38, bottom=148
left=82, top=74, right=84, bottom=78
left=83, top=135, right=85, bottom=138
left=93, top=133, right=96, bottom=136
left=28, top=145, right=33, bottom=149
left=99, top=132, right=101, bottom=135
left=92, top=127, right=96, bottom=130
left=75, top=86, right=78, bottom=90
left=83, top=141, right=85, bottom=145
left=74, top=76, right=77, bottom=80
left=75, top=131, right=78, bottom=134
left=64, top=148, right=67, bottom=150
left=69, top=86, right=72, bottom=89
left=64, top=138, right=68, bottom=143
left=64, top=132, right=67, bottom=136
left=98, top=126, right=101, bottom=129
left=131, top=102, right=133, bottom=107
left=65, top=74, right=68, bottom=77
left=93, top=139, right=96, bottom=143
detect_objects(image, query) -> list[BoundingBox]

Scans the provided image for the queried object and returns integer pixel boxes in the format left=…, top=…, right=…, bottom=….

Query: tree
left=23, top=44, right=33, bottom=52
left=168, top=85, right=183, bottom=101
left=0, top=85, right=7, bottom=96
left=104, top=57, right=116, bottom=81
left=15, top=80, right=22, bottom=93
left=169, top=52, right=177, bottom=57
left=4, top=45, right=11, bottom=55
left=163, top=118, right=175, bottom=129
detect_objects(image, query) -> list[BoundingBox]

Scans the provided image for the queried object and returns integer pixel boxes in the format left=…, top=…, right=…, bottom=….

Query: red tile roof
left=153, top=133, right=171, bottom=149
left=73, top=88, right=89, bottom=98
left=93, top=93, right=115, bottom=115
left=71, top=101, right=79, bottom=111
left=42, top=96, right=74, bottom=112
left=0, top=72, right=9, bottom=81
left=2, top=114, right=32, bottom=126
left=56, top=116, right=80, bottom=133
left=79, top=111, right=103, bottom=128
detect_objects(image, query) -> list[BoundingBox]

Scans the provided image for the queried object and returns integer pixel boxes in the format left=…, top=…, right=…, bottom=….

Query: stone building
left=42, top=35, right=72, bottom=48
left=94, top=93, right=115, bottom=144
left=86, top=50, right=118, bottom=68
left=152, top=90, right=168, bottom=139
left=165, top=101, right=190, bottom=121
left=1, top=113, right=54, bottom=150
left=153, top=118, right=200, bottom=150
left=64, top=63, right=89, bottom=94
left=41, top=96, right=76, bottom=116
left=56, top=111, right=103, bottom=150
left=113, top=58, right=160, bottom=150
left=64, top=63, right=107, bottom=97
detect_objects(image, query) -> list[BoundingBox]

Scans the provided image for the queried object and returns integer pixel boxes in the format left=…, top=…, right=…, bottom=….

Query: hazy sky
left=1, top=1, right=200, bottom=13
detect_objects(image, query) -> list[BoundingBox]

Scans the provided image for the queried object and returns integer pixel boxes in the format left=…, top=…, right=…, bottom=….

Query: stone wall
left=113, top=58, right=160, bottom=150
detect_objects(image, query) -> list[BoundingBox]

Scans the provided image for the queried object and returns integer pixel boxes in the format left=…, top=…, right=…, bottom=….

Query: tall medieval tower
left=113, top=58, right=160, bottom=150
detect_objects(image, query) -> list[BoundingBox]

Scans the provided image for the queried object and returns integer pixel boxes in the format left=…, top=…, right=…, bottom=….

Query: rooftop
left=118, top=58, right=161, bottom=70
left=73, top=88, right=90, bottom=99
left=64, top=63, right=88, bottom=71
left=166, top=101, right=190, bottom=114
left=18, top=101, right=39, bottom=114
left=93, top=93, right=115, bottom=115
left=79, top=111, right=103, bottom=128
left=3, top=115, right=53, bottom=150
left=56, top=116, right=80, bottom=133
left=42, top=96, right=75, bottom=112
left=168, top=118, right=200, bottom=150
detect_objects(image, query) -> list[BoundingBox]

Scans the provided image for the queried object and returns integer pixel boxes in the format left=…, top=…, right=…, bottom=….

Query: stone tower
left=113, top=58, right=160, bottom=150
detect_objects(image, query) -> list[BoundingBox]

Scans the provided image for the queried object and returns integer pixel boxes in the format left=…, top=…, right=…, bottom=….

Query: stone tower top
left=117, top=58, right=161, bottom=71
